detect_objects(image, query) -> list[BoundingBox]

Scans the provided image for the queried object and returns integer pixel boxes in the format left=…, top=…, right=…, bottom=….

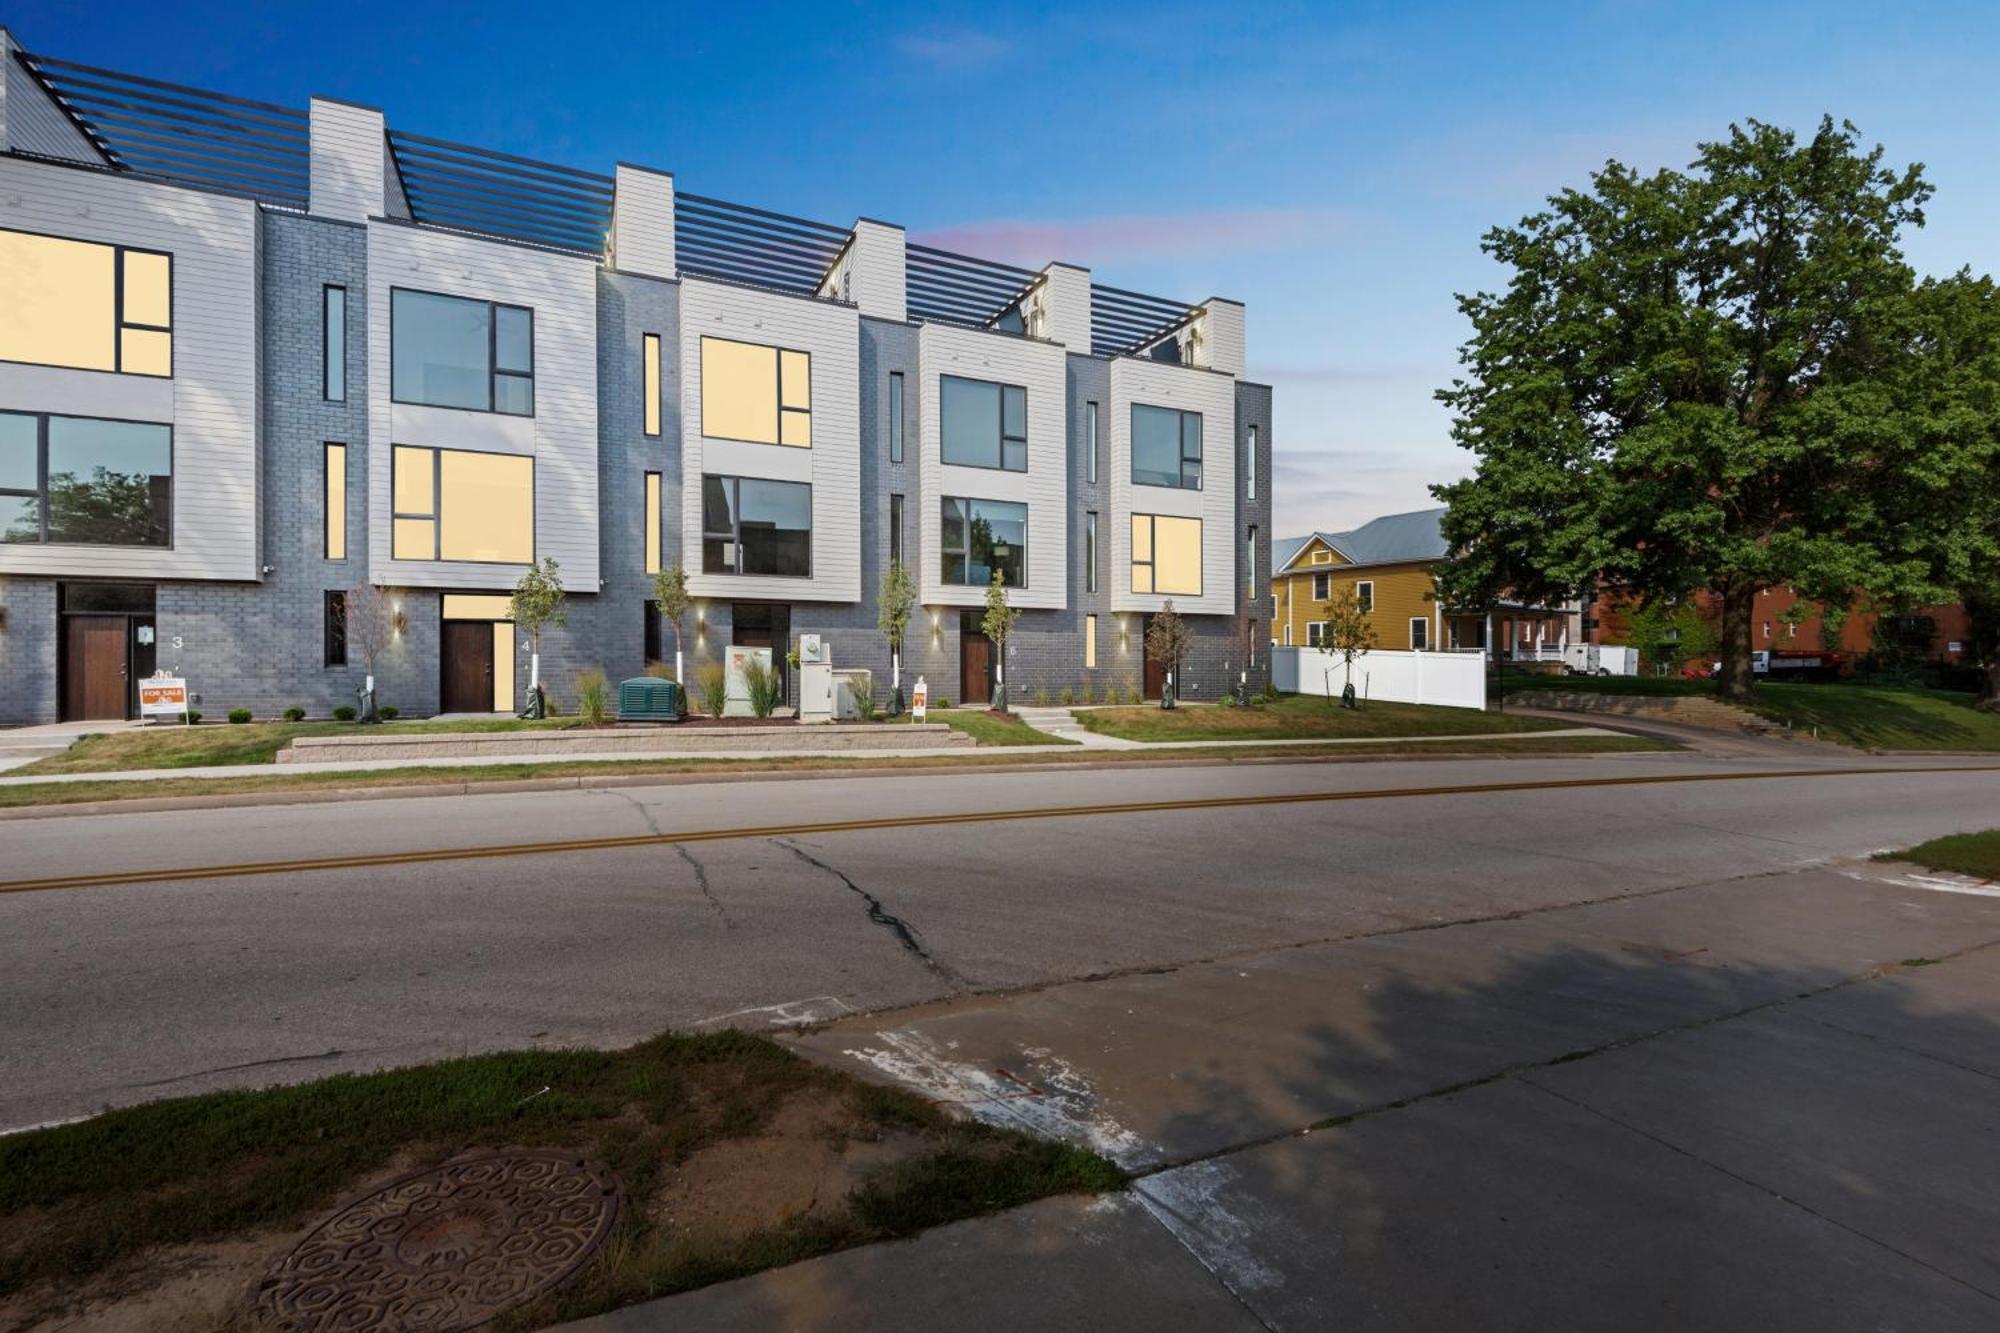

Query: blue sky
left=9, top=0, right=1998, bottom=538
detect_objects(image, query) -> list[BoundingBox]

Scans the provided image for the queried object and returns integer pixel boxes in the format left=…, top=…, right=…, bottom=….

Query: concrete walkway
left=0, top=725, right=1626, bottom=787
left=0, top=719, right=142, bottom=773
left=565, top=855, right=2000, bottom=1331
left=1009, top=705, right=1143, bottom=748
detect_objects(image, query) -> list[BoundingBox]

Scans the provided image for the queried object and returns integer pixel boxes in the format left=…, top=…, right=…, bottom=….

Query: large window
left=391, top=445, right=533, bottom=562
left=941, top=496, right=1027, bottom=588
left=323, top=285, right=346, bottom=401
left=889, top=372, right=905, bottom=463
left=1132, top=404, right=1202, bottom=490
left=324, top=443, right=347, bottom=561
left=941, top=375, right=1026, bottom=471
left=391, top=289, right=533, bottom=415
left=700, top=336, right=811, bottom=447
left=703, top=474, right=811, bottom=576
left=1, top=411, right=171, bottom=546
left=0, top=227, right=171, bottom=377
left=1131, top=514, right=1202, bottom=596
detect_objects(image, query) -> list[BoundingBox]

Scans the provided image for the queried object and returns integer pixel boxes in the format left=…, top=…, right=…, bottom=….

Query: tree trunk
left=1978, top=657, right=2000, bottom=713
left=1715, top=583, right=1758, bottom=701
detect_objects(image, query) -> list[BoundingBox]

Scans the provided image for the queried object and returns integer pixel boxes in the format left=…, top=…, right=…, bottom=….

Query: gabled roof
left=1276, top=506, right=1449, bottom=573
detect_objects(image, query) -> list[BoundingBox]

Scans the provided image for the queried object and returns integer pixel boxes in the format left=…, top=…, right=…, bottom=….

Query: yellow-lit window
left=439, top=450, right=533, bottom=562
left=644, top=471, right=662, bottom=573
left=392, top=446, right=532, bottom=563
left=324, top=443, right=347, bottom=560
left=700, top=335, right=811, bottom=446
left=643, top=333, right=662, bottom=437
left=0, top=229, right=171, bottom=376
left=1131, top=514, right=1202, bottom=597
left=1085, top=614, right=1097, bottom=669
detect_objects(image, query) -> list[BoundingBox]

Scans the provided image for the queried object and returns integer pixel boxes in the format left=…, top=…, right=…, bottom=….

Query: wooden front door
left=441, top=620, right=496, bottom=713
left=63, top=615, right=129, bottom=720
left=960, top=633, right=992, bottom=706
left=1142, top=617, right=1167, bottom=699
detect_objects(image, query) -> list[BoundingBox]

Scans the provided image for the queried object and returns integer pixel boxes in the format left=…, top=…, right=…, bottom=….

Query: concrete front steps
left=275, top=722, right=975, bottom=765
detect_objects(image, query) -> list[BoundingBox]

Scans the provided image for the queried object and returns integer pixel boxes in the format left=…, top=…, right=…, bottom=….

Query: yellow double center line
left=3, top=765, right=1994, bottom=897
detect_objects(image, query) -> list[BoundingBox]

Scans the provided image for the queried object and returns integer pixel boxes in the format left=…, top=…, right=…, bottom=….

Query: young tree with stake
left=981, top=569, right=1019, bottom=712
left=342, top=582, right=398, bottom=722
left=510, top=557, right=566, bottom=717
left=1145, top=601, right=1194, bottom=709
left=878, top=559, right=916, bottom=715
left=1316, top=584, right=1377, bottom=707
left=651, top=558, right=691, bottom=684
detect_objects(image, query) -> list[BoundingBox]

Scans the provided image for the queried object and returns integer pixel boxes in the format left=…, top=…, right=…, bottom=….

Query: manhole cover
left=254, top=1150, right=622, bottom=1331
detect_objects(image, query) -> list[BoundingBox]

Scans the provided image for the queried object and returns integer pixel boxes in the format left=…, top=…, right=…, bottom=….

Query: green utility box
left=617, top=676, right=684, bottom=722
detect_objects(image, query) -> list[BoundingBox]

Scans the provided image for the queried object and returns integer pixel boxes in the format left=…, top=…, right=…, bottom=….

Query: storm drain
left=254, top=1150, right=622, bottom=1331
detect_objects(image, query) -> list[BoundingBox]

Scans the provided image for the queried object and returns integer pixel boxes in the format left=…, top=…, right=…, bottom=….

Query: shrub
left=575, top=667, right=610, bottom=726
left=228, top=708, right=252, bottom=725
left=185, top=710, right=202, bottom=725
left=282, top=706, right=305, bottom=722
left=1058, top=686, right=1074, bottom=707
left=694, top=659, right=728, bottom=719
left=1078, top=682, right=1095, bottom=706
left=379, top=705, right=399, bottom=720
left=333, top=705, right=356, bottom=722
left=934, top=697, right=952, bottom=709
left=744, top=659, right=783, bottom=718
left=852, top=673, right=879, bottom=722
left=1033, top=687, right=1050, bottom=707
left=644, top=659, right=677, bottom=681
left=1125, top=680, right=1143, bottom=705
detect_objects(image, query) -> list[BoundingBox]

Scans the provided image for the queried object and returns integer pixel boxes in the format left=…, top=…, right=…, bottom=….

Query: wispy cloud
left=893, top=28, right=1012, bottom=71
left=1271, top=448, right=1467, bottom=536
left=913, top=208, right=1358, bottom=267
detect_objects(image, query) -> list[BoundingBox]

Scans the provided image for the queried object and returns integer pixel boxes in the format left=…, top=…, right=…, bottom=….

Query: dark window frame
left=939, top=374, right=1029, bottom=473
left=889, top=371, right=905, bottom=463
left=642, top=332, right=663, bottom=438
left=1356, top=579, right=1374, bottom=613
left=1085, top=510, right=1098, bottom=594
left=322, top=284, right=346, bottom=402
left=389, top=442, right=537, bottom=566
left=1130, top=403, right=1203, bottom=491
left=1085, top=400, right=1099, bottom=485
left=701, top=473, right=814, bottom=579
left=0, top=409, right=173, bottom=548
left=323, top=589, right=348, bottom=667
left=889, top=492, right=904, bottom=567
left=323, top=441, right=346, bottom=561
left=940, top=494, right=1029, bottom=589
left=0, top=225, right=173, bottom=378
left=389, top=286, right=536, bottom=417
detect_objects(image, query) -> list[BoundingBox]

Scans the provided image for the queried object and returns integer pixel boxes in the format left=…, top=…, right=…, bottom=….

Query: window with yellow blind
left=643, top=334, right=662, bottom=437
left=644, top=472, right=662, bottom=573
left=0, top=228, right=172, bottom=376
left=323, top=443, right=347, bottom=560
left=391, top=445, right=533, bottom=563
left=699, top=336, right=810, bottom=446
left=1130, top=514, right=1202, bottom=596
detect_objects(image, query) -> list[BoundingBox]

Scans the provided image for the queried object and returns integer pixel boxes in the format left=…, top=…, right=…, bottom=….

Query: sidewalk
left=0, top=726, right=1624, bottom=788
left=561, top=857, right=2000, bottom=1330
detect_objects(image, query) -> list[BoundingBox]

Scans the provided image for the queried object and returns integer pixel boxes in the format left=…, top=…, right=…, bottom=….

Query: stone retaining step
left=1510, top=690, right=1794, bottom=737
left=275, top=723, right=975, bottom=764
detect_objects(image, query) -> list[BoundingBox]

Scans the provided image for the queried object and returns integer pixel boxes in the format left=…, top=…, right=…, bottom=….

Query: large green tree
left=1433, top=117, right=1999, bottom=699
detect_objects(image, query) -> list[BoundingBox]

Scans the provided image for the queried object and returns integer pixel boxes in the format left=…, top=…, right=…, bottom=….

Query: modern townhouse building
left=0, top=32, right=1272, bottom=724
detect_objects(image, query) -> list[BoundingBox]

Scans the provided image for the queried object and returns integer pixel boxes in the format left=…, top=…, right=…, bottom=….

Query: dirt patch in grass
left=0, top=1032, right=1118, bottom=1332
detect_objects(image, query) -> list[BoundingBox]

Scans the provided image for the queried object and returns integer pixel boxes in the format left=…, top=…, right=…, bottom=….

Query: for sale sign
left=912, top=676, right=928, bottom=722
left=139, top=675, right=190, bottom=721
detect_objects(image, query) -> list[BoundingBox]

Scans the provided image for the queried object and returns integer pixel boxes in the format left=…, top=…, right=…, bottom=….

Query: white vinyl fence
left=1271, top=647, right=1488, bottom=710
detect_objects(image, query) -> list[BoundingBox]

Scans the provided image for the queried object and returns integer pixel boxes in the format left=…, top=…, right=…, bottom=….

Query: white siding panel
left=1109, top=358, right=1236, bottom=616
left=679, top=277, right=861, bottom=604
left=917, top=324, right=1067, bottom=610
left=0, top=157, right=258, bottom=582
left=846, top=220, right=905, bottom=322
left=3, top=51, right=105, bottom=163
left=367, top=221, right=599, bottom=590
left=309, top=98, right=384, bottom=223
left=611, top=164, right=675, bottom=279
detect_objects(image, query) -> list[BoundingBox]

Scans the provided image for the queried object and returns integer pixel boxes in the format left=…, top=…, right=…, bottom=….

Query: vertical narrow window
left=1246, top=424, right=1257, bottom=500
left=323, top=443, right=346, bottom=560
left=1356, top=581, right=1373, bottom=613
left=1085, top=401, right=1099, bottom=484
left=1085, top=614, right=1097, bottom=669
left=1085, top=511, right=1098, bottom=594
left=890, top=492, right=904, bottom=566
left=1409, top=618, right=1429, bottom=651
left=324, top=590, right=347, bottom=667
left=889, top=372, right=905, bottom=463
left=642, top=333, right=662, bottom=437
left=644, top=471, right=662, bottom=573
left=322, top=285, right=346, bottom=402
left=1246, top=525, right=1257, bottom=599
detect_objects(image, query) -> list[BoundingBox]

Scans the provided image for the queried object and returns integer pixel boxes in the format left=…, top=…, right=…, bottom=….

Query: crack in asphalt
left=674, top=842, right=732, bottom=927
left=778, top=839, right=963, bottom=986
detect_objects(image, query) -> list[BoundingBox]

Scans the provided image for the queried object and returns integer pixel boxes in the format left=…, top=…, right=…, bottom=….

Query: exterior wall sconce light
left=1120, top=617, right=1130, bottom=652
left=697, top=605, right=707, bottom=646
left=930, top=608, right=941, bottom=643
left=392, top=602, right=407, bottom=638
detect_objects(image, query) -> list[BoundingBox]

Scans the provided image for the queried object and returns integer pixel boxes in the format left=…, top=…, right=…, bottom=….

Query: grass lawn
left=0, top=1030, right=1118, bottom=1328
left=1504, top=675, right=2000, bottom=750
left=0, top=735, right=1671, bottom=813
left=895, top=708, right=1075, bottom=746
left=1878, top=830, right=2000, bottom=880
left=15, top=716, right=580, bottom=775
left=1074, top=695, right=1569, bottom=743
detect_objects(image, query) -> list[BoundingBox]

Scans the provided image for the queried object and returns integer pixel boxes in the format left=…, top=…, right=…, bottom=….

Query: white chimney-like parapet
left=610, top=163, right=676, bottom=279
left=309, top=96, right=386, bottom=222
left=1032, top=262, right=1092, bottom=352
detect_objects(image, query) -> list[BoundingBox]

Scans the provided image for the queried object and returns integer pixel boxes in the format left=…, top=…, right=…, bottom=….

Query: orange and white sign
left=139, top=676, right=190, bottom=719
